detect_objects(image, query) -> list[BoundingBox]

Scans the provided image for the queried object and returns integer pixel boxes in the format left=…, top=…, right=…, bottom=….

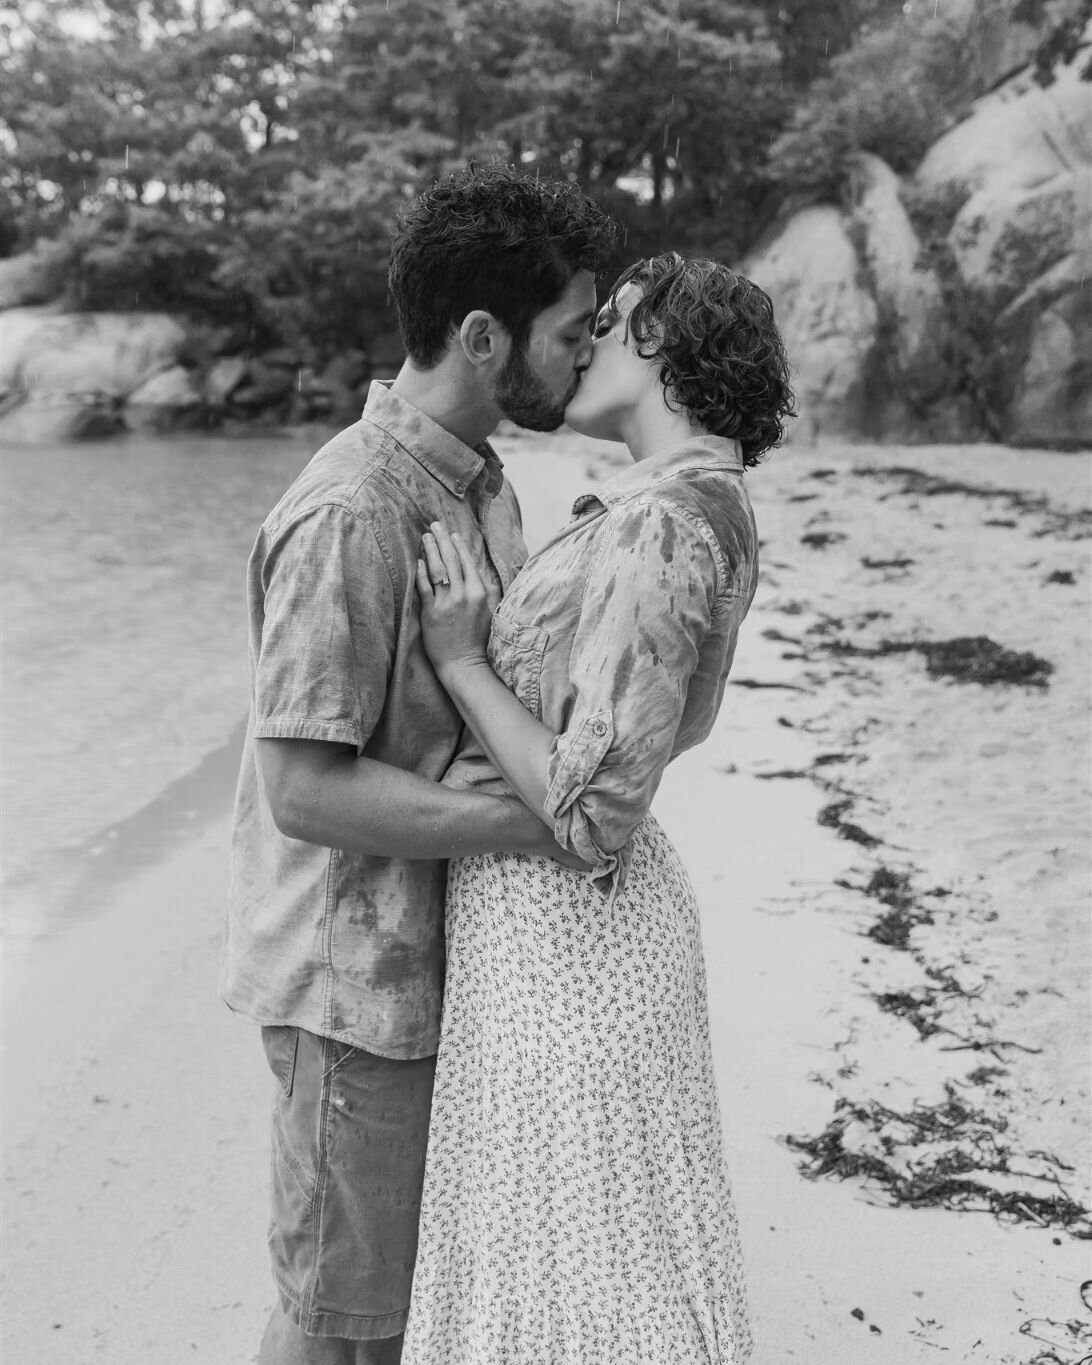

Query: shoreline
left=2, top=435, right=1089, bottom=1363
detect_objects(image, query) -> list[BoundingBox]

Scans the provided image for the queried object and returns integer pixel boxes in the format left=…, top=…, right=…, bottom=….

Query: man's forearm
left=262, top=742, right=567, bottom=861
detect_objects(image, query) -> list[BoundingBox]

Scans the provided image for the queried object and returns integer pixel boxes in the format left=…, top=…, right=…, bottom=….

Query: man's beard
left=493, top=344, right=576, bottom=432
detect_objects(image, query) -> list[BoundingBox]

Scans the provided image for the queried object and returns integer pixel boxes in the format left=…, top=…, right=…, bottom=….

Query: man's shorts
left=261, top=1025, right=437, bottom=1341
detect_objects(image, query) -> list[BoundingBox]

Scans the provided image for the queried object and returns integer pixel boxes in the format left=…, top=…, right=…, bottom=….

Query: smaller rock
left=231, top=359, right=296, bottom=409
left=204, top=355, right=249, bottom=407
left=125, top=365, right=205, bottom=433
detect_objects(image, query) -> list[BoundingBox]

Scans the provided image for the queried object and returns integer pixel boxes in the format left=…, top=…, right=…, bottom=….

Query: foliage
left=765, top=11, right=985, bottom=201
left=0, top=0, right=1073, bottom=356
left=1027, top=0, right=1092, bottom=82
left=755, top=0, right=905, bottom=85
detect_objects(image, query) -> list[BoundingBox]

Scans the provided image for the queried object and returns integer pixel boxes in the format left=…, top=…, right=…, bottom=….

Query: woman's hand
left=416, top=521, right=500, bottom=685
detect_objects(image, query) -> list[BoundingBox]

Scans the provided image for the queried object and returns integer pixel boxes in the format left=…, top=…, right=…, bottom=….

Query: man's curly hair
left=609, top=253, right=796, bottom=467
left=389, top=164, right=618, bottom=368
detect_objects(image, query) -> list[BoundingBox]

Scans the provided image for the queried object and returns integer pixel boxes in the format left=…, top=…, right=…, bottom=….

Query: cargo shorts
left=261, top=1025, right=437, bottom=1341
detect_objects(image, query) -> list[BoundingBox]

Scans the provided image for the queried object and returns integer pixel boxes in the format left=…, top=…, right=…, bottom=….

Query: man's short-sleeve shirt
left=220, top=383, right=527, bottom=1059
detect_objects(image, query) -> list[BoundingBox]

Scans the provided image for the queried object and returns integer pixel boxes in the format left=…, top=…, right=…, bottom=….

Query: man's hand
left=515, top=816, right=595, bottom=871
left=258, top=736, right=592, bottom=869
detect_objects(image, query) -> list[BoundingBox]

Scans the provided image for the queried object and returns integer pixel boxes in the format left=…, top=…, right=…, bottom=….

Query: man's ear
left=458, top=310, right=510, bottom=369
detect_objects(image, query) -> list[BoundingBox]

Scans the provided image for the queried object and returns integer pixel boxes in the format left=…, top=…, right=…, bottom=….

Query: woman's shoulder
left=604, top=472, right=756, bottom=602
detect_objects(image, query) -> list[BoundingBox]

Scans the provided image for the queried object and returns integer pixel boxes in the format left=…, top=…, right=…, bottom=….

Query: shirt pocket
left=488, top=610, right=549, bottom=719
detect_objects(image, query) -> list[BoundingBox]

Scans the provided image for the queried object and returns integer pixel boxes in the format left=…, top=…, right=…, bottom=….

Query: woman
left=403, top=253, right=795, bottom=1364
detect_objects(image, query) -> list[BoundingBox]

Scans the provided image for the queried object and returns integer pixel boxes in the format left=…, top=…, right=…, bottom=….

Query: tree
left=765, top=8, right=986, bottom=200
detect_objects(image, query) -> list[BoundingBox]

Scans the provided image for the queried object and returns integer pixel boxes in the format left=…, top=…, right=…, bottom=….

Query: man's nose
left=575, top=334, right=594, bottom=369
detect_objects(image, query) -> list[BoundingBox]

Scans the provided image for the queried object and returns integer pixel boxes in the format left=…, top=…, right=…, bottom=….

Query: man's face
left=492, top=270, right=597, bottom=431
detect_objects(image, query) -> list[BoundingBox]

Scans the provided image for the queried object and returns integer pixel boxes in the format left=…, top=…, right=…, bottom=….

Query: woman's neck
left=619, top=389, right=702, bottom=464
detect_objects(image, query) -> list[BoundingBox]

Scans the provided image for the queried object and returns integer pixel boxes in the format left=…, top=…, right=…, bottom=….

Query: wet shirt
left=221, top=382, right=526, bottom=1059
left=471, top=435, right=758, bottom=893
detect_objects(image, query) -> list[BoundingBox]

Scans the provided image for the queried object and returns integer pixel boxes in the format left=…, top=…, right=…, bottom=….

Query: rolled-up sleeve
left=544, top=499, right=718, bottom=870
left=250, top=503, right=396, bottom=752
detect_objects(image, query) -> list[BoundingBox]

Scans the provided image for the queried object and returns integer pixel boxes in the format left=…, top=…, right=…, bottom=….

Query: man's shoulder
left=264, top=418, right=416, bottom=536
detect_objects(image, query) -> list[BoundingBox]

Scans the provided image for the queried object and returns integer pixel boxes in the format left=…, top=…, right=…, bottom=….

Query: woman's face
left=563, top=281, right=655, bottom=441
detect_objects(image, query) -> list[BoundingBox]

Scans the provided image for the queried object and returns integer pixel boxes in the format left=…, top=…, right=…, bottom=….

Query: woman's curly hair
left=389, top=163, right=618, bottom=368
left=609, top=253, right=796, bottom=467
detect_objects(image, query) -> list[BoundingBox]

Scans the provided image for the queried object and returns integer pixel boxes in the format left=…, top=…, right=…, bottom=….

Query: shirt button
left=453, top=481, right=465, bottom=495
left=591, top=719, right=608, bottom=737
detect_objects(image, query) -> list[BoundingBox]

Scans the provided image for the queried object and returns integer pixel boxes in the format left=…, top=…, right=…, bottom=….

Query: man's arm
left=258, top=737, right=588, bottom=864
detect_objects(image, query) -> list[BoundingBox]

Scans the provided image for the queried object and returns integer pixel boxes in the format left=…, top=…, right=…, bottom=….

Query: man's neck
left=389, top=361, right=499, bottom=450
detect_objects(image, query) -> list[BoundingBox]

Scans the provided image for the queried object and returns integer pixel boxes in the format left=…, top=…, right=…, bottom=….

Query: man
left=221, top=163, right=618, bottom=1364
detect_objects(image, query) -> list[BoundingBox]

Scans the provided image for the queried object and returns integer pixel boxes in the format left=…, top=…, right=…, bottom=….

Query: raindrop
left=615, top=0, right=621, bottom=23
left=124, top=144, right=130, bottom=169
left=674, top=137, right=680, bottom=160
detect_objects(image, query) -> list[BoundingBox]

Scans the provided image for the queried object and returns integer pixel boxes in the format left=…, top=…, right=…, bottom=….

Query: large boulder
left=917, top=60, right=1092, bottom=199
left=998, top=253, right=1092, bottom=447
left=1, top=308, right=187, bottom=399
left=917, top=60, right=1092, bottom=446
left=747, top=55, right=1091, bottom=448
left=0, top=392, right=124, bottom=444
left=124, top=365, right=205, bottom=433
left=948, top=171, right=1087, bottom=311
left=848, top=154, right=950, bottom=409
left=743, top=206, right=879, bottom=442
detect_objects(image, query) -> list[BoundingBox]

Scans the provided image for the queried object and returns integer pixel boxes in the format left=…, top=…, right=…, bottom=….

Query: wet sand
left=2, top=432, right=1089, bottom=1363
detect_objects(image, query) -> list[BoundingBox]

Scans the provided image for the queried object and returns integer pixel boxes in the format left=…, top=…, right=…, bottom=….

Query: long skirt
left=401, top=814, right=753, bottom=1364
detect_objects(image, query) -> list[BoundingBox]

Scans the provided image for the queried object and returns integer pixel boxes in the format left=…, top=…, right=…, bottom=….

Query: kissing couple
left=222, top=162, right=795, bottom=1365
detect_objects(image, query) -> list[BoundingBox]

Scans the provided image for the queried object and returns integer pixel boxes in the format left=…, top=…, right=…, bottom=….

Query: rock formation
left=746, top=56, right=1091, bottom=447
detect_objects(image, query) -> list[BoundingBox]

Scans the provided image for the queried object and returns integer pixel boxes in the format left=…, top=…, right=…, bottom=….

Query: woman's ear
left=458, top=310, right=509, bottom=369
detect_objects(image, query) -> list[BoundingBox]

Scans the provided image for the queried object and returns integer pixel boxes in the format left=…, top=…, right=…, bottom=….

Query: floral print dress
left=401, top=438, right=759, bottom=1364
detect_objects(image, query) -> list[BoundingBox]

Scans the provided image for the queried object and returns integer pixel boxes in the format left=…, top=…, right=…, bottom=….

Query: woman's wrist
left=435, top=651, right=492, bottom=696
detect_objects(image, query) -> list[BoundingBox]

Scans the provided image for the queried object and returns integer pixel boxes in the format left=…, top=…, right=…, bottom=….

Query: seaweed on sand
left=860, top=555, right=915, bottom=569
left=800, top=530, right=847, bottom=549
left=783, top=1092, right=1092, bottom=1236
left=918, top=635, right=1054, bottom=687
left=817, top=634, right=1054, bottom=689
left=853, top=465, right=1092, bottom=540
left=817, top=798, right=881, bottom=848
left=862, top=866, right=933, bottom=949
left=873, top=989, right=945, bottom=1039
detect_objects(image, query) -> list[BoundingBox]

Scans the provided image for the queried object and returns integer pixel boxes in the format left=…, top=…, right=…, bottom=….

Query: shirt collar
left=361, top=381, right=503, bottom=499
left=571, top=435, right=744, bottom=517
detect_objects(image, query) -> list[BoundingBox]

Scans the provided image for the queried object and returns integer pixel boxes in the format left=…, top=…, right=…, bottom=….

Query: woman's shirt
left=481, top=434, right=759, bottom=891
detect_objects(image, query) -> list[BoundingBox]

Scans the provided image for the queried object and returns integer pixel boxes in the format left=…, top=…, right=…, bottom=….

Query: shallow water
left=0, top=429, right=321, bottom=940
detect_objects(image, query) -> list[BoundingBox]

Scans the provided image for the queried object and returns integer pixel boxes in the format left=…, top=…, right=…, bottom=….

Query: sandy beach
left=2, top=431, right=1089, bottom=1364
